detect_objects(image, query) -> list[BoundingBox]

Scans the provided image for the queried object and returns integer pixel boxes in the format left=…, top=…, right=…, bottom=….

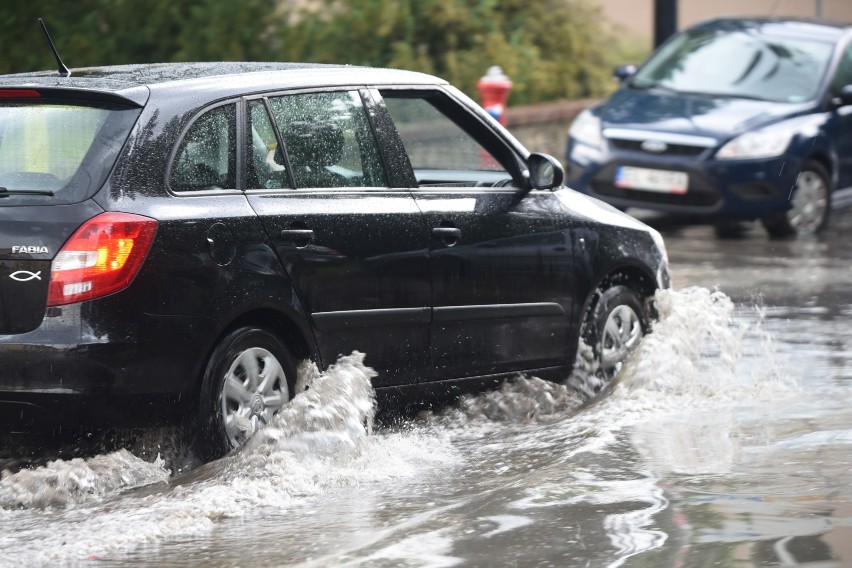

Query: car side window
left=832, top=43, right=852, bottom=94
left=170, top=104, right=236, bottom=192
left=381, top=92, right=510, bottom=187
left=266, top=91, right=387, bottom=189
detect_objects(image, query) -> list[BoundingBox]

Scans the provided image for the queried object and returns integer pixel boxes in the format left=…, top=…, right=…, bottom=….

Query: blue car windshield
left=631, top=26, right=834, bottom=103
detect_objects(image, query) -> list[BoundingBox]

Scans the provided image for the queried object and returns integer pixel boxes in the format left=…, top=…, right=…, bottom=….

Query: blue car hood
left=599, top=87, right=814, bottom=141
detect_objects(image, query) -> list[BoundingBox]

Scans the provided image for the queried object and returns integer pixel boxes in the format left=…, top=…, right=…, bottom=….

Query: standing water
left=0, top=211, right=850, bottom=567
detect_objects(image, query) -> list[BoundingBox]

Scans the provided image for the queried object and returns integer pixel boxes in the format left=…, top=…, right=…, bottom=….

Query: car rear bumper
left=0, top=303, right=214, bottom=428
left=565, top=140, right=802, bottom=219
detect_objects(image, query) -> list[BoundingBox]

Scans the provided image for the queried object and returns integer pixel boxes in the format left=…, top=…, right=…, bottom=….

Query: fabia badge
left=10, top=270, right=42, bottom=282
left=12, top=246, right=49, bottom=254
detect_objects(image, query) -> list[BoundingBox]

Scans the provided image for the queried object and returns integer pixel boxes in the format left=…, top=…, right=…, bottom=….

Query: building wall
left=598, top=0, right=852, bottom=49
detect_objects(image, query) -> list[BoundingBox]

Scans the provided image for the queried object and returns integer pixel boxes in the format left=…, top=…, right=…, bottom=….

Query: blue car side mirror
left=613, top=64, right=638, bottom=83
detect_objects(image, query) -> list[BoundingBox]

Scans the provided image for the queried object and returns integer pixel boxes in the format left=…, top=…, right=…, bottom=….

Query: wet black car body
left=0, top=63, right=669, bottom=458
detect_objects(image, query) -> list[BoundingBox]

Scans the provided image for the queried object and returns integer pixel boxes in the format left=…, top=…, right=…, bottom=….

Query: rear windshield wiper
left=0, top=186, right=55, bottom=198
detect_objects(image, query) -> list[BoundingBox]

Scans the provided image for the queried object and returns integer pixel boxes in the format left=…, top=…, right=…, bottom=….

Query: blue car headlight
left=569, top=108, right=602, bottom=149
left=716, top=128, right=797, bottom=160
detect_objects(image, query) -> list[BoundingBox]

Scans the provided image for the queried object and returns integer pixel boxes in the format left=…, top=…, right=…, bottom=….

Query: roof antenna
left=38, top=18, right=71, bottom=77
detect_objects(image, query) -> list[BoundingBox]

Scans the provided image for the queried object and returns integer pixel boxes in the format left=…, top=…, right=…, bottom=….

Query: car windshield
left=0, top=101, right=140, bottom=205
left=631, top=24, right=835, bottom=103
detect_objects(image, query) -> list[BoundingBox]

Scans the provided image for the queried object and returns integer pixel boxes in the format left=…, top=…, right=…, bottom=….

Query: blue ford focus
left=565, top=18, right=852, bottom=237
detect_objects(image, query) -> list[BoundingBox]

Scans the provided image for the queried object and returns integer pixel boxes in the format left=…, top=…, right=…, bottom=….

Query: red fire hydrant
left=477, top=66, right=512, bottom=125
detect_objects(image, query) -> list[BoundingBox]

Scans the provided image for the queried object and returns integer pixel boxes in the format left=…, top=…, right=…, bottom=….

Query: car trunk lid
left=0, top=89, right=142, bottom=333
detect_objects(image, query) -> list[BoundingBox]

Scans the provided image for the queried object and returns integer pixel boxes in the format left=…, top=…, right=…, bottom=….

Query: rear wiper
left=0, top=186, right=55, bottom=197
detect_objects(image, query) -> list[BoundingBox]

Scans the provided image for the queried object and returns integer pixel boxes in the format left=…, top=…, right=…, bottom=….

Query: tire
left=195, top=327, right=295, bottom=461
left=584, top=286, right=648, bottom=379
left=761, top=160, right=831, bottom=238
left=713, top=219, right=748, bottom=239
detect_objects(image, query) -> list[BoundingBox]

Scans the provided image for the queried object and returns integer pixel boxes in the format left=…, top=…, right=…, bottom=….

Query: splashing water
left=0, top=353, right=383, bottom=513
left=0, top=351, right=459, bottom=563
left=428, top=286, right=781, bottom=432
left=0, top=288, right=784, bottom=513
left=0, top=449, right=169, bottom=510
left=0, top=287, right=802, bottom=565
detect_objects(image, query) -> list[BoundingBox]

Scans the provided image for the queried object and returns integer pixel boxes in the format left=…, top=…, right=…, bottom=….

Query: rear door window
left=0, top=99, right=140, bottom=205
left=264, top=91, right=387, bottom=189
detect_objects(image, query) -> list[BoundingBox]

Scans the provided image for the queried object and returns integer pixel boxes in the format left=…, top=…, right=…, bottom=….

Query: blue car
left=565, top=18, right=852, bottom=237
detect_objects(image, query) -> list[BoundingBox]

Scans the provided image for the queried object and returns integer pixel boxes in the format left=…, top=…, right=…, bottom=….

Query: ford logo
left=9, top=270, right=42, bottom=282
left=640, top=139, right=668, bottom=153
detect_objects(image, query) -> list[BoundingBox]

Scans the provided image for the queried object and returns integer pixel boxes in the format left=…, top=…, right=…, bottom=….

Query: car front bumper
left=565, top=139, right=802, bottom=219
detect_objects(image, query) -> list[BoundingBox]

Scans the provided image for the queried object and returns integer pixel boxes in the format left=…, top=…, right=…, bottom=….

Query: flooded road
left=1, top=208, right=850, bottom=567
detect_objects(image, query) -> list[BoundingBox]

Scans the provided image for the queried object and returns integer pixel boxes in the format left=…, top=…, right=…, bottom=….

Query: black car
left=0, top=62, right=669, bottom=460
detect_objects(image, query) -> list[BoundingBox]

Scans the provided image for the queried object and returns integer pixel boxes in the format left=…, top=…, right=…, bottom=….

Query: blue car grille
left=608, top=138, right=706, bottom=157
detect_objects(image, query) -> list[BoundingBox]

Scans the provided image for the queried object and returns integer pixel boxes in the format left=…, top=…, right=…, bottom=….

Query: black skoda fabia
left=0, top=62, right=670, bottom=460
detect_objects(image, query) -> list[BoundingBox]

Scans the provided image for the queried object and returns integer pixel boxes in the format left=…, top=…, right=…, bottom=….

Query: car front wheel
left=195, top=327, right=294, bottom=461
left=584, top=286, right=648, bottom=379
left=761, top=160, right=831, bottom=238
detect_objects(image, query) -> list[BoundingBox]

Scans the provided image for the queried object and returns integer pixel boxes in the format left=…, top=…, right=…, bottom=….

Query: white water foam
left=0, top=352, right=459, bottom=563
left=0, top=449, right=170, bottom=510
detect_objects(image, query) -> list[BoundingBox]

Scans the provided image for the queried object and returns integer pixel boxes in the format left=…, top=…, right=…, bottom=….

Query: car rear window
left=0, top=101, right=141, bottom=205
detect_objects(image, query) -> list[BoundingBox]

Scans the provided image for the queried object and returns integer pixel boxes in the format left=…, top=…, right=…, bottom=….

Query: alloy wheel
left=220, top=347, right=289, bottom=448
left=789, top=169, right=829, bottom=234
left=599, top=304, right=643, bottom=376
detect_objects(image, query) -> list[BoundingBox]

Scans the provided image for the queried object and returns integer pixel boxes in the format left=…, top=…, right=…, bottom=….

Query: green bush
left=2, top=0, right=634, bottom=104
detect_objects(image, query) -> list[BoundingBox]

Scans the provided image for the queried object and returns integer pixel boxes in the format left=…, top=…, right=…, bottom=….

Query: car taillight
left=47, top=212, right=158, bottom=307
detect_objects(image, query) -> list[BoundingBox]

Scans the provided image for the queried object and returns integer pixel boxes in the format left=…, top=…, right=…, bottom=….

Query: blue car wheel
left=761, top=160, right=831, bottom=238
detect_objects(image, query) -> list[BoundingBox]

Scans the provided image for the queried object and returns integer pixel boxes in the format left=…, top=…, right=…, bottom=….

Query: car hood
left=598, top=87, right=815, bottom=141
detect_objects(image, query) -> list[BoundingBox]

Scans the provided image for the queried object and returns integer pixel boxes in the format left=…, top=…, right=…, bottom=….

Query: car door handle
left=280, top=229, right=314, bottom=248
left=432, top=227, right=461, bottom=246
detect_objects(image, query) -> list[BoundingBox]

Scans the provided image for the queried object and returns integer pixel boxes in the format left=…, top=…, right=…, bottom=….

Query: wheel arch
left=807, top=151, right=835, bottom=189
left=187, top=306, right=317, bottom=411
left=580, top=263, right=659, bottom=333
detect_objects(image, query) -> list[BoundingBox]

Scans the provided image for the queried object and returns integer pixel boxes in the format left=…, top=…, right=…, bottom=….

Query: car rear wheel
left=195, top=327, right=294, bottom=461
left=761, top=160, right=831, bottom=238
left=585, top=286, right=647, bottom=379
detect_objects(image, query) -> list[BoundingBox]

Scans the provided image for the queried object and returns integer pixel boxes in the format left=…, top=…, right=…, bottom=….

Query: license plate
left=615, top=166, right=688, bottom=194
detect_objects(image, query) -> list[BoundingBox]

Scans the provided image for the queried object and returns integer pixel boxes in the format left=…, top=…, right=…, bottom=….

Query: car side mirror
left=832, top=84, right=852, bottom=107
left=527, top=153, right=564, bottom=191
left=613, top=64, right=638, bottom=83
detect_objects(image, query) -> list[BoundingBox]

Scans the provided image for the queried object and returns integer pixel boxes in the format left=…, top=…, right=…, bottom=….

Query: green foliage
left=1, top=0, right=626, bottom=104
left=0, top=0, right=274, bottom=74
left=279, top=0, right=625, bottom=103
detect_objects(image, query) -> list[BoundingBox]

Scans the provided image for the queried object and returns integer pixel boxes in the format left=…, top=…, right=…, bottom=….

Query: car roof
left=0, top=62, right=446, bottom=106
left=691, top=17, right=852, bottom=43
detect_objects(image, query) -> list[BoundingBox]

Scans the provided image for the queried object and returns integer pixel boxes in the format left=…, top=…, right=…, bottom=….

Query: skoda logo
left=9, top=270, right=42, bottom=282
left=640, top=139, right=668, bottom=153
